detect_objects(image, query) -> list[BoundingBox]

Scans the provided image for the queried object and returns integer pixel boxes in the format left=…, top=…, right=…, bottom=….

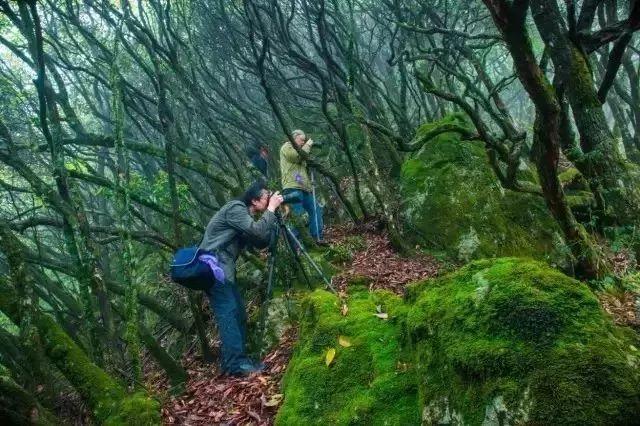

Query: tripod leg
left=257, top=231, right=279, bottom=355
left=310, top=170, right=321, bottom=241
left=283, top=224, right=336, bottom=293
left=282, top=225, right=313, bottom=290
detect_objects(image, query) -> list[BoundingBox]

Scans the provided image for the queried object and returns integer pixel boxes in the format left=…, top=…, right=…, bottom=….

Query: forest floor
left=151, top=226, right=639, bottom=425
left=155, top=223, right=441, bottom=425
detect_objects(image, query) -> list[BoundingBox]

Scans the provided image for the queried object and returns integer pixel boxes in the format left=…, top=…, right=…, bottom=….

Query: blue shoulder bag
left=170, top=246, right=215, bottom=291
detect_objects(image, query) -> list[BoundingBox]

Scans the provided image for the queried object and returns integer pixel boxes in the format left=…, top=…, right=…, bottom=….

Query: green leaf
left=325, top=348, right=336, bottom=366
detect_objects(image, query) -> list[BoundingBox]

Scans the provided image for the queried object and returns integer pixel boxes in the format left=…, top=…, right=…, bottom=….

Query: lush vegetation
left=1, top=0, right=639, bottom=423
left=279, top=259, right=640, bottom=424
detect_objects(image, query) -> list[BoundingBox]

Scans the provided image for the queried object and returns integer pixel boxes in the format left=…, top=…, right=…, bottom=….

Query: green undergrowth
left=275, top=285, right=419, bottom=425
left=400, top=114, right=561, bottom=262
left=406, top=257, right=640, bottom=425
left=323, top=235, right=367, bottom=264
left=244, top=245, right=340, bottom=356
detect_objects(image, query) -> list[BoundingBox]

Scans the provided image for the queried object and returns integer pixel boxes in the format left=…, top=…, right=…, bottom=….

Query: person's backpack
left=170, top=246, right=215, bottom=291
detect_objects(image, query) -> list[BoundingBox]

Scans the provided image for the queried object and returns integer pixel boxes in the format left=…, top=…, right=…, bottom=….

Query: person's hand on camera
left=267, top=191, right=284, bottom=212
left=306, top=138, right=314, bottom=146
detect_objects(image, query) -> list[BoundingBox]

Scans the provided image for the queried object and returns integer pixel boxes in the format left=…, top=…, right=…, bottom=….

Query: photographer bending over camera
left=199, top=180, right=283, bottom=376
left=279, top=129, right=326, bottom=245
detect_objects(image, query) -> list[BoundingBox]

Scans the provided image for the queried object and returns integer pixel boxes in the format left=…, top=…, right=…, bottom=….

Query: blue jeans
left=204, top=278, right=249, bottom=374
left=282, top=188, right=324, bottom=240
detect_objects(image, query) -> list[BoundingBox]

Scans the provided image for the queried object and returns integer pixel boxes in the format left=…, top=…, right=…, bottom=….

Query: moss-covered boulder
left=276, top=288, right=419, bottom=425
left=406, top=258, right=640, bottom=425
left=401, top=115, right=560, bottom=261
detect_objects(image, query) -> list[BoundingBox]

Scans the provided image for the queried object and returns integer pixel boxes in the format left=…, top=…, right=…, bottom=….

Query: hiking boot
left=315, top=239, right=330, bottom=247
left=230, top=361, right=265, bottom=377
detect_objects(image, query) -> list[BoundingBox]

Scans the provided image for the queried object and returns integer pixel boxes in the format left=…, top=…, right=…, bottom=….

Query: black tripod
left=257, top=210, right=335, bottom=353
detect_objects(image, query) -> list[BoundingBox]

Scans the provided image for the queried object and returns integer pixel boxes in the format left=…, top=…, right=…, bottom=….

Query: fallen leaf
left=263, top=394, right=283, bottom=407
left=325, top=348, right=336, bottom=366
left=341, top=303, right=349, bottom=316
left=338, top=336, right=352, bottom=347
left=374, top=312, right=388, bottom=320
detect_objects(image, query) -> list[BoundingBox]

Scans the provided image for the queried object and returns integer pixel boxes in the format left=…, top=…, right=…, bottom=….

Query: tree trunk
left=157, top=70, right=214, bottom=363
left=530, top=0, right=640, bottom=226
left=0, top=216, right=160, bottom=423
left=532, top=114, right=601, bottom=278
left=139, top=323, right=187, bottom=394
left=0, top=375, right=58, bottom=426
left=481, top=0, right=602, bottom=278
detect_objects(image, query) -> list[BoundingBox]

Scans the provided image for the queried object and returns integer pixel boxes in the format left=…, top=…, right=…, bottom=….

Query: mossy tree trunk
left=0, top=228, right=160, bottom=425
left=530, top=0, right=640, bottom=227
left=139, top=323, right=187, bottom=394
left=111, top=53, right=143, bottom=383
left=18, top=0, right=117, bottom=365
left=481, top=0, right=602, bottom=278
left=156, top=68, right=215, bottom=364
left=532, top=114, right=600, bottom=278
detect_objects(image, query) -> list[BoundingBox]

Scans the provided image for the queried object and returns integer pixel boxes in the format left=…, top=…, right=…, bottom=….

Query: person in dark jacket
left=246, top=142, right=270, bottom=178
left=199, top=180, right=283, bottom=375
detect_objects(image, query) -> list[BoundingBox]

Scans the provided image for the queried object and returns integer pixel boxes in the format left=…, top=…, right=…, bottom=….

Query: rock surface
left=406, top=258, right=640, bottom=425
left=400, top=114, right=560, bottom=261
left=277, top=258, right=640, bottom=425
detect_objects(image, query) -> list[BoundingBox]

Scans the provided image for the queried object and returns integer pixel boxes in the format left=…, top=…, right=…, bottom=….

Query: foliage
left=1, top=0, right=640, bottom=421
left=324, top=235, right=366, bottom=264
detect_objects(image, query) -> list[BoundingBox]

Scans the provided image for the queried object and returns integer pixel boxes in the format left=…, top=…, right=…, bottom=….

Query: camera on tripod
left=266, top=190, right=301, bottom=206
left=281, top=192, right=301, bottom=205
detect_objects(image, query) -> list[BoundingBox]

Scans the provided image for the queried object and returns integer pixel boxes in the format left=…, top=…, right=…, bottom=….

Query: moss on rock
left=276, top=288, right=419, bottom=425
left=400, top=115, right=560, bottom=261
left=277, top=259, right=640, bottom=425
left=406, top=258, right=640, bottom=425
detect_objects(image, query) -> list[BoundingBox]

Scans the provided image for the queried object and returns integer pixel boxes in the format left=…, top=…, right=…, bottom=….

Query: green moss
left=276, top=289, right=420, bottom=425
left=401, top=115, right=559, bottom=261
left=277, top=259, right=640, bottom=425
left=558, top=168, right=586, bottom=189
left=103, top=392, right=161, bottom=426
left=37, top=314, right=161, bottom=424
left=406, top=258, right=640, bottom=424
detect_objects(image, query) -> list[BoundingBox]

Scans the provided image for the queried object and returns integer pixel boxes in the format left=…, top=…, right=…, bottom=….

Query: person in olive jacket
left=199, top=180, right=283, bottom=376
left=279, top=129, right=325, bottom=244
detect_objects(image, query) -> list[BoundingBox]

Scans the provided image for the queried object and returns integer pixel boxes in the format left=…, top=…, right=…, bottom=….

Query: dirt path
left=157, top=225, right=441, bottom=425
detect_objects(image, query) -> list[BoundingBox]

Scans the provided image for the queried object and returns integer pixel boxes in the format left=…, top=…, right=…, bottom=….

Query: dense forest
left=1, top=0, right=640, bottom=424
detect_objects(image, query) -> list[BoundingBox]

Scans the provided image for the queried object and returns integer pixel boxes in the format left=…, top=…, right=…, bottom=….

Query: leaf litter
left=326, top=222, right=441, bottom=295
left=158, top=328, right=297, bottom=425
left=153, top=223, right=442, bottom=424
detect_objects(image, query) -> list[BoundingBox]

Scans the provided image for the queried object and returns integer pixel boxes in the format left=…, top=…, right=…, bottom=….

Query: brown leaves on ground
left=326, top=223, right=441, bottom=295
left=599, top=292, right=640, bottom=329
left=155, top=223, right=441, bottom=424
left=160, top=329, right=296, bottom=425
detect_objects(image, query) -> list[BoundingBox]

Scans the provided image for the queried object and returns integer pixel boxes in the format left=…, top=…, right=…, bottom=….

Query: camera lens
left=282, top=192, right=301, bottom=204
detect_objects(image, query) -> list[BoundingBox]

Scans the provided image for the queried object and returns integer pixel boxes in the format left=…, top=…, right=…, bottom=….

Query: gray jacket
left=199, top=200, right=276, bottom=282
